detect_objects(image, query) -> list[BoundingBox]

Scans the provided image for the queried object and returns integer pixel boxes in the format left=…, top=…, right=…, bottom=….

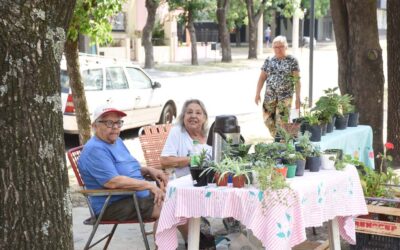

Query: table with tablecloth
left=317, top=125, right=375, bottom=168
left=155, top=166, right=368, bottom=249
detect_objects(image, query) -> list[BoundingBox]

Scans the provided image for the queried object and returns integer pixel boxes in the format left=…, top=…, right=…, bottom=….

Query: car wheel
left=160, top=103, right=175, bottom=124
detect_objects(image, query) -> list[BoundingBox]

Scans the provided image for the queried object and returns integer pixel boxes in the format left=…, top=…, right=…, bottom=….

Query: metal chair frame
left=67, top=146, right=155, bottom=250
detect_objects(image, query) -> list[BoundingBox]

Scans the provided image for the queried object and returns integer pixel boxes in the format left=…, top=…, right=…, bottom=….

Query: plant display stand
left=352, top=197, right=400, bottom=250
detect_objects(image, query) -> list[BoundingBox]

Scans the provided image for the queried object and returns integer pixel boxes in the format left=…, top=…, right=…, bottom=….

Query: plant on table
left=314, top=87, right=341, bottom=121
left=228, top=157, right=252, bottom=187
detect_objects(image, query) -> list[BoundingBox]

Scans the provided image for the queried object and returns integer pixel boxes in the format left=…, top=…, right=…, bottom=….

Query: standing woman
left=254, top=35, right=301, bottom=138
left=160, top=99, right=212, bottom=178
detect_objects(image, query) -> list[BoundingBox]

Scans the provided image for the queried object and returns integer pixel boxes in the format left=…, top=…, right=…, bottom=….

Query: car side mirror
left=152, top=81, right=161, bottom=89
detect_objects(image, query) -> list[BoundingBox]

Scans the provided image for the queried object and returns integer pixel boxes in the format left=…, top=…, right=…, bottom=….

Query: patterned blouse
left=261, top=55, right=300, bottom=102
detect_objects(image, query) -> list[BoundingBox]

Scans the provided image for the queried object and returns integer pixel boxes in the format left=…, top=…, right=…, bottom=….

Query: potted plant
left=314, top=87, right=341, bottom=133
left=303, top=111, right=322, bottom=142
left=335, top=94, right=354, bottom=130
left=304, top=145, right=322, bottom=172
left=228, top=158, right=252, bottom=188
left=201, top=158, right=231, bottom=186
left=190, top=149, right=212, bottom=186
left=283, top=150, right=303, bottom=178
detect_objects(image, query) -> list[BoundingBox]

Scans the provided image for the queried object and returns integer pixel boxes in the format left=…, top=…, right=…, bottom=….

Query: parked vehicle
left=60, top=54, right=177, bottom=134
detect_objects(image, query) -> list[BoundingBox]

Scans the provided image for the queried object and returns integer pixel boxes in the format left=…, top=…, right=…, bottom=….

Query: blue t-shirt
left=78, top=136, right=150, bottom=215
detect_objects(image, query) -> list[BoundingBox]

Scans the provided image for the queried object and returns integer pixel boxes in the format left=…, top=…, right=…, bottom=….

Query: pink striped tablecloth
left=155, top=165, right=368, bottom=249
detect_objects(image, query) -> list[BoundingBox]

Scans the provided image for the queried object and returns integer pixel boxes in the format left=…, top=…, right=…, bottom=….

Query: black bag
left=199, top=231, right=216, bottom=250
left=199, top=217, right=216, bottom=250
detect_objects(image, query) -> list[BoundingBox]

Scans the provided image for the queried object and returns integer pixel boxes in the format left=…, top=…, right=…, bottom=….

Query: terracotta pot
left=232, top=175, right=246, bottom=188
left=214, top=173, right=228, bottom=186
left=274, top=167, right=288, bottom=178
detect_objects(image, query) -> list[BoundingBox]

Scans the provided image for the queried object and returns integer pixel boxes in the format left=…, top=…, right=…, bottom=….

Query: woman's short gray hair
left=272, top=35, right=288, bottom=48
left=178, top=99, right=209, bottom=136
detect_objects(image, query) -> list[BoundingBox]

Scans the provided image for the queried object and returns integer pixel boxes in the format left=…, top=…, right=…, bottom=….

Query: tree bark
left=0, top=1, right=75, bottom=249
left=245, top=0, right=267, bottom=59
left=187, top=10, right=199, bottom=65
left=64, top=39, right=91, bottom=144
left=217, top=0, right=232, bottom=62
left=387, top=0, right=400, bottom=166
left=330, top=0, right=384, bottom=162
left=142, top=0, right=159, bottom=69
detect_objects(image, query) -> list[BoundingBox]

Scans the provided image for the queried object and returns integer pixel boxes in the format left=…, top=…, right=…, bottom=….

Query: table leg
left=327, top=217, right=341, bottom=250
left=188, top=217, right=201, bottom=250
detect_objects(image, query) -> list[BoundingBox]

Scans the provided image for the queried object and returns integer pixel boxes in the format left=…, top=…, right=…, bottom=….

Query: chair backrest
left=67, top=145, right=85, bottom=187
left=138, top=124, right=172, bottom=168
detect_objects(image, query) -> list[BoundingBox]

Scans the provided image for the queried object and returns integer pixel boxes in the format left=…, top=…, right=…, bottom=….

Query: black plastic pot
left=348, top=112, right=359, bottom=127
left=306, top=156, right=321, bottom=172
left=307, top=124, right=322, bottom=142
left=335, top=114, right=349, bottom=130
left=321, top=123, right=327, bottom=136
left=190, top=167, right=209, bottom=186
left=295, top=159, right=306, bottom=176
left=326, top=116, right=336, bottom=133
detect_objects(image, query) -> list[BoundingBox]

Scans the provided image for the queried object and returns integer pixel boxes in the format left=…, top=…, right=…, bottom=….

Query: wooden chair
left=67, top=146, right=155, bottom=250
left=138, top=124, right=173, bottom=169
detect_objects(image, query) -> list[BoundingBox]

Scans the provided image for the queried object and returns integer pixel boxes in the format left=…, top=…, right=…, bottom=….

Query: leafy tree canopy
left=67, top=0, right=125, bottom=45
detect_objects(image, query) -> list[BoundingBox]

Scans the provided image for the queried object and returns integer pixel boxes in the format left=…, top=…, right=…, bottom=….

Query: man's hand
left=147, top=168, right=168, bottom=192
left=150, top=186, right=165, bottom=206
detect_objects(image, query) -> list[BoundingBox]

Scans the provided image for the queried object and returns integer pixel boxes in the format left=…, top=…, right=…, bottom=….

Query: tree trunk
left=142, top=0, right=158, bottom=69
left=235, top=25, right=241, bottom=46
left=217, top=0, right=232, bottom=62
left=245, top=0, right=266, bottom=59
left=0, top=1, right=75, bottom=249
left=64, top=39, right=91, bottom=144
left=187, top=10, right=198, bottom=65
left=330, top=0, right=384, bottom=160
left=387, top=0, right=400, bottom=166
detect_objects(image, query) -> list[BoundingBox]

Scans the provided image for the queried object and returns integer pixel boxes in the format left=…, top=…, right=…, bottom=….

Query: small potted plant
left=201, top=157, right=231, bottom=186
left=283, top=150, right=303, bottom=178
left=303, top=111, right=322, bottom=142
left=190, top=149, right=212, bottom=186
left=304, top=145, right=322, bottom=172
left=228, top=158, right=252, bottom=188
left=335, top=94, right=354, bottom=130
left=314, top=87, right=341, bottom=133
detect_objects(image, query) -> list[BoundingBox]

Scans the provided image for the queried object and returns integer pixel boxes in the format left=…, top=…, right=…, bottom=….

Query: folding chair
left=67, top=146, right=155, bottom=250
left=138, top=124, right=173, bottom=169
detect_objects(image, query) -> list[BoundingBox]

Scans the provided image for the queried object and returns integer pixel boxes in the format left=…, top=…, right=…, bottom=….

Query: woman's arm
left=160, top=156, right=190, bottom=169
left=255, top=71, right=267, bottom=105
left=293, top=71, right=301, bottom=109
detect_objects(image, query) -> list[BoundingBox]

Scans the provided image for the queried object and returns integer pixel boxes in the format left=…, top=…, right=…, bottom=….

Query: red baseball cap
left=92, top=103, right=127, bottom=122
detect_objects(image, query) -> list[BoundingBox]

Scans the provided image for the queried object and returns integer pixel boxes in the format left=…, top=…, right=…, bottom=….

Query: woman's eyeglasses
left=97, top=120, right=124, bottom=128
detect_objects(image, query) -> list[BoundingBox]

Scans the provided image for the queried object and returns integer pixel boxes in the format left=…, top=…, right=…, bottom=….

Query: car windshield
left=60, top=68, right=103, bottom=92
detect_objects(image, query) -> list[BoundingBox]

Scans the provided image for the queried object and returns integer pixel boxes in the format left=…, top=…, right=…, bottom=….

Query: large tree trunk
left=245, top=0, right=267, bottom=59
left=142, top=0, right=159, bottom=69
left=0, top=1, right=75, bottom=249
left=217, top=0, right=232, bottom=62
left=187, top=10, right=198, bottom=65
left=387, top=0, right=400, bottom=166
left=64, top=39, right=91, bottom=144
left=330, top=0, right=384, bottom=161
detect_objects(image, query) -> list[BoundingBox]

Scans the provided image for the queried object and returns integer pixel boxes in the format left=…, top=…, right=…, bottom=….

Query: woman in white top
left=160, top=99, right=212, bottom=178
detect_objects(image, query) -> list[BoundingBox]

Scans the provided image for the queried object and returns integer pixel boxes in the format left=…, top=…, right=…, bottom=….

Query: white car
left=60, top=54, right=177, bottom=134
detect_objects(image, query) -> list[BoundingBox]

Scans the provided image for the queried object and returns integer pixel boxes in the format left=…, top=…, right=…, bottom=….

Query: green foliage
left=338, top=94, right=355, bottom=115
left=152, top=21, right=165, bottom=46
left=67, top=0, right=125, bottom=45
left=314, top=87, right=341, bottom=122
left=169, top=0, right=216, bottom=23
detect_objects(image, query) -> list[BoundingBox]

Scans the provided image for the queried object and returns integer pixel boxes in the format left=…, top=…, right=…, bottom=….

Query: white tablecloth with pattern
left=155, top=166, right=368, bottom=249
